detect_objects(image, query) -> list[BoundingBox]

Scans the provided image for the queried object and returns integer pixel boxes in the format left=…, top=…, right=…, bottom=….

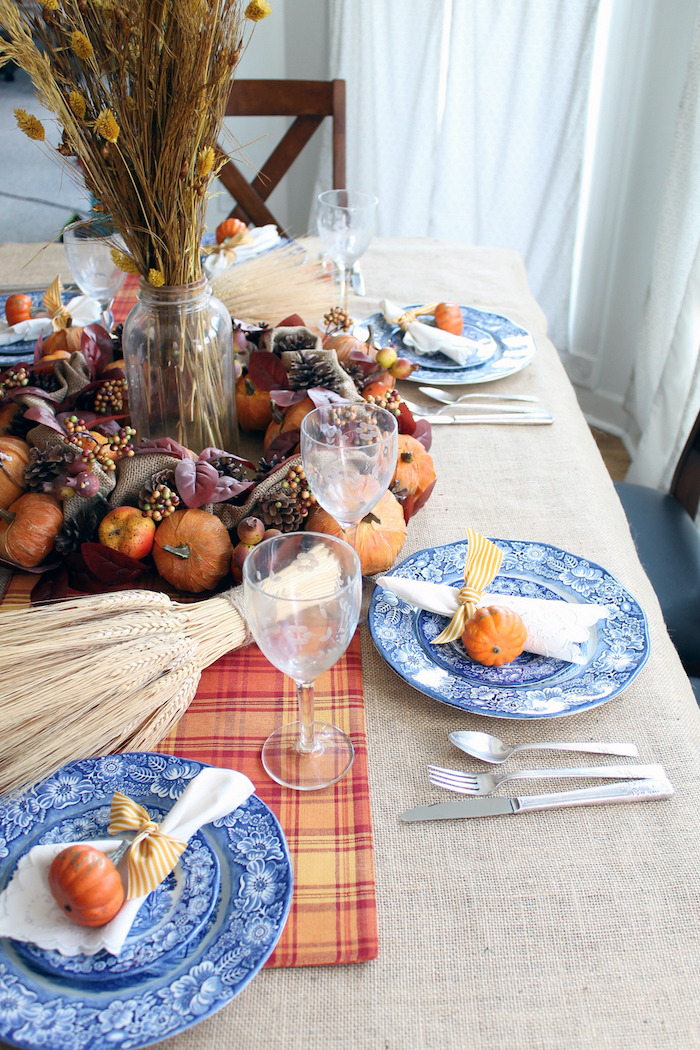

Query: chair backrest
left=216, top=79, right=346, bottom=236
left=671, top=410, right=700, bottom=519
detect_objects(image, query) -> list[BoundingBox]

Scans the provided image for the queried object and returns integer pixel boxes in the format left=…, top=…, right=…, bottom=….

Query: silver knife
left=400, top=775, right=674, bottom=820
left=412, top=413, right=554, bottom=425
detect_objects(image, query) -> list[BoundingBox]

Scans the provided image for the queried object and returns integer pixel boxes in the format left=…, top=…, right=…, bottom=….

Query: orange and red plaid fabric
left=5, top=275, right=379, bottom=966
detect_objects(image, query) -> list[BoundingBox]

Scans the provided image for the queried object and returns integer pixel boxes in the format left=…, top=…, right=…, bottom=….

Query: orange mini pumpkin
left=49, top=843, right=125, bottom=927
left=153, top=508, right=233, bottom=592
left=461, top=605, right=527, bottom=666
left=236, top=375, right=273, bottom=433
left=216, top=217, right=248, bottom=244
left=0, top=492, right=63, bottom=567
left=305, top=489, right=407, bottom=575
left=323, top=332, right=377, bottom=364
left=5, top=293, right=32, bottom=326
left=263, top=395, right=316, bottom=453
left=434, top=302, right=463, bottom=336
left=0, top=436, right=31, bottom=510
left=392, top=435, right=436, bottom=500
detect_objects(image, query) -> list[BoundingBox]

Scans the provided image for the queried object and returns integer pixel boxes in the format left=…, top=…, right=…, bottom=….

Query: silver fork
left=428, top=763, right=665, bottom=796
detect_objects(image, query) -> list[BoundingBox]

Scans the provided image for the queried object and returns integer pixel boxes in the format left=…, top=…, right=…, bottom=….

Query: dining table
left=1, top=235, right=700, bottom=1050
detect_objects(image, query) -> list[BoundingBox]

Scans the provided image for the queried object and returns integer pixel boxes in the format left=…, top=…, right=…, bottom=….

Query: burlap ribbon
left=108, top=792, right=187, bottom=900
left=432, top=529, right=503, bottom=644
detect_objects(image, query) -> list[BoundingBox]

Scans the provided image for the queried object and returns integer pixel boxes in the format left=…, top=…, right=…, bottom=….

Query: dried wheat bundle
left=211, top=243, right=333, bottom=326
left=0, top=0, right=269, bottom=284
left=0, top=588, right=248, bottom=798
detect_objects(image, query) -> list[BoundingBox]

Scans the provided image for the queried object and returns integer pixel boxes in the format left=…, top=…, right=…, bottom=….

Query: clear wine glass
left=63, top=222, right=127, bottom=321
left=317, top=190, right=377, bottom=311
left=243, top=532, right=361, bottom=791
left=300, top=404, right=398, bottom=551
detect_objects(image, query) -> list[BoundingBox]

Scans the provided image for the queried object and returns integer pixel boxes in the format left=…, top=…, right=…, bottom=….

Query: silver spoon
left=419, top=386, right=538, bottom=405
left=448, top=730, right=639, bottom=765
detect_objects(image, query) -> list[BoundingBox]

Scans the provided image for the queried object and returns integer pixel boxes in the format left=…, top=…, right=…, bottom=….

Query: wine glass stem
left=341, top=523, right=359, bottom=551
left=337, top=262, right=349, bottom=312
left=297, top=681, right=317, bottom=752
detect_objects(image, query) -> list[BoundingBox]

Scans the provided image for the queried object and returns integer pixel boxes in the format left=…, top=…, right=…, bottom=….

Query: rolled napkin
left=203, top=224, right=281, bottom=279
left=376, top=529, right=609, bottom=664
left=0, top=294, right=102, bottom=346
left=379, top=298, right=496, bottom=367
left=0, top=766, right=254, bottom=957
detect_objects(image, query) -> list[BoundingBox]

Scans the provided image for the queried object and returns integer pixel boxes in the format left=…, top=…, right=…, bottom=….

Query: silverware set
left=402, top=387, right=553, bottom=425
left=399, top=730, right=674, bottom=821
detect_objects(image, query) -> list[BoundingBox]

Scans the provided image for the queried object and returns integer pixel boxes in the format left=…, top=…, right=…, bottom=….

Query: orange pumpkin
left=461, top=606, right=527, bottom=666
left=153, top=508, right=233, bottom=592
left=263, top=395, right=316, bottom=452
left=216, top=217, right=248, bottom=244
left=0, top=404, right=22, bottom=436
left=362, top=379, right=395, bottom=401
left=0, top=436, right=31, bottom=510
left=434, top=302, right=463, bottom=336
left=0, top=492, right=63, bottom=567
left=236, top=375, right=273, bottom=432
left=5, top=293, right=32, bottom=326
left=41, top=327, right=84, bottom=357
left=49, top=843, right=125, bottom=927
left=323, top=332, right=376, bottom=364
left=392, top=435, right=436, bottom=499
left=305, top=489, right=407, bottom=575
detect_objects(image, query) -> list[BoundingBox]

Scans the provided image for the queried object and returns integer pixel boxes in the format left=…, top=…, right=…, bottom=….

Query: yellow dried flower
left=71, top=30, right=94, bottom=60
left=14, top=109, right=45, bottom=142
left=110, top=249, right=140, bottom=275
left=44, top=0, right=59, bottom=9
left=68, top=91, right=86, bottom=120
left=94, top=109, right=120, bottom=143
left=148, top=269, right=165, bottom=287
left=196, top=147, right=215, bottom=178
left=245, top=0, right=271, bottom=21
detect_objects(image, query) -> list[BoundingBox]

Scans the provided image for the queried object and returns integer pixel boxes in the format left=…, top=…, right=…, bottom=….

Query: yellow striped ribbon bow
left=432, top=530, right=503, bottom=644
left=108, top=792, right=187, bottom=900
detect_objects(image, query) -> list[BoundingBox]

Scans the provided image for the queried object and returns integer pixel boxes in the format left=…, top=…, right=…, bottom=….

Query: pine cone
left=274, top=331, right=318, bottom=355
left=341, top=361, right=366, bottom=392
left=207, top=455, right=250, bottom=483
left=288, top=351, right=344, bottom=393
left=253, top=452, right=286, bottom=483
left=54, top=502, right=108, bottom=555
left=258, top=490, right=305, bottom=531
left=5, top=408, right=34, bottom=440
left=24, top=446, right=72, bottom=492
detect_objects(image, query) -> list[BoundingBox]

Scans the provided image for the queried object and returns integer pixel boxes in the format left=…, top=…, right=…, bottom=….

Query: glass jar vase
left=122, top=278, right=238, bottom=454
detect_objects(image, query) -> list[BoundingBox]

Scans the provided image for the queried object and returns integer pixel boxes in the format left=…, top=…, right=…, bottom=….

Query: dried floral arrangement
left=0, top=0, right=271, bottom=286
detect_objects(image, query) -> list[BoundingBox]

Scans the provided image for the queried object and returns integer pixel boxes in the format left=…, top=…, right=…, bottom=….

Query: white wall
left=205, top=0, right=330, bottom=239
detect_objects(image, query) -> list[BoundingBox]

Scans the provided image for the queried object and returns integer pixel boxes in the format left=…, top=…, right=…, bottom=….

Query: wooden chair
left=217, top=79, right=346, bottom=236
left=615, top=411, right=700, bottom=678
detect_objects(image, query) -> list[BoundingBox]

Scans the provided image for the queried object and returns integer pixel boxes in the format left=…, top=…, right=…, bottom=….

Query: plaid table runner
left=3, top=275, right=379, bottom=966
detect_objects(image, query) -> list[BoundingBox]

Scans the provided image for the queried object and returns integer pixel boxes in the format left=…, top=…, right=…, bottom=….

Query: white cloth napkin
left=379, top=298, right=496, bottom=367
left=203, top=224, right=281, bottom=279
left=376, top=576, right=609, bottom=664
left=0, top=766, right=254, bottom=957
left=0, top=294, right=102, bottom=346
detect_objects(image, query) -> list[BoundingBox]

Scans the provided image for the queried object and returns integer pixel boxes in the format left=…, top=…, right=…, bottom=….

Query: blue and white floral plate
left=369, top=539, right=649, bottom=719
left=0, top=752, right=293, bottom=1050
left=356, top=305, right=536, bottom=385
left=0, top=289, right=76, bottom=367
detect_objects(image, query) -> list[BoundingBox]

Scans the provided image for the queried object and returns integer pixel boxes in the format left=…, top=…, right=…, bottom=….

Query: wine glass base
left=262, top=721, right=355, bottom=791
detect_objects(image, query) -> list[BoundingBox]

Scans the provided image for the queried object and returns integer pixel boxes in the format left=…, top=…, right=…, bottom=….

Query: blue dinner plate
left=369, top=538, right=650, bottom=718
left=0, top=752, right=293, bottom=1050
left=356, top=304, right=536, bottom=385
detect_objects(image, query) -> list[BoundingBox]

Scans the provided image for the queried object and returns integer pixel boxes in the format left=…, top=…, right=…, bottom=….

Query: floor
left=590, top=427, right=630, bottom=482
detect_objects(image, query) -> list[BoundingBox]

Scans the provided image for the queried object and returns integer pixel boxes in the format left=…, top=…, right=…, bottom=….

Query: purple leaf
left=209, top=475, right=254, bottom=503
left=270, top=389, right=307, bottom=408
left=175, top=458, right=219, bottom=507
left=81, top=542, right=148, bottom=583
left=199, top=447, right=256, bottom=470
left=247, top=350, right=289, bottom=392
left=307, top=388, right=349, bottom=408
left=348, top=349, right=377, bottom=374
left=277, top=313, right=305, bottom=328
left=57, top=409, right=99, bottom=429
left=397, top=400, right=417, bottom=436
left=5, top=386, right=61, bottom=404
left=23, top=404, right=65, bottom=433
left=412, top=419, right=432, bottom=450
left=262, top=431, right=301, bottom=467
left=81, top=324, right=113, bottom=377
left=31, top=568, right=69, bottom=603
left=34, top=332, right=44, bottom=367
left=134, top=437, right=193, bottom=460
left=412, top=477, right=436, bottom=515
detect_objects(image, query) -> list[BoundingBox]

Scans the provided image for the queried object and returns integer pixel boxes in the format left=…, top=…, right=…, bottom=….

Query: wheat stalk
left=212, top=243, right=334, bottom=326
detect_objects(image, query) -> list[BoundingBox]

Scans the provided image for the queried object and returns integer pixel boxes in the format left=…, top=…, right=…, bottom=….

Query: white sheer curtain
left=321, top=0, right=598, bottom=351
left=625, top=8, right=700, bottom=489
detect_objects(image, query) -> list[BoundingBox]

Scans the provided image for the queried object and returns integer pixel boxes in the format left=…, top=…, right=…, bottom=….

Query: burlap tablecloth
left=3, top=239, right=699, bottom=1050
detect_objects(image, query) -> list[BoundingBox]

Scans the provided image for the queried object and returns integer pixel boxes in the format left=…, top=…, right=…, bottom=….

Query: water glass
left=63, top=223, right=127, bottom=315
left=243, top=532, right=361, bottom=791
left=317, top=190, right=377, bottom=310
